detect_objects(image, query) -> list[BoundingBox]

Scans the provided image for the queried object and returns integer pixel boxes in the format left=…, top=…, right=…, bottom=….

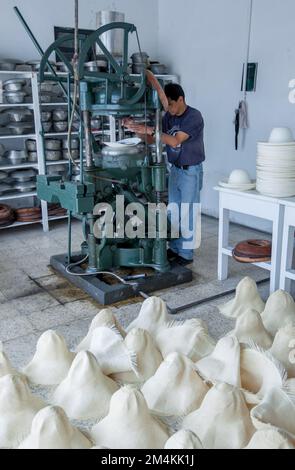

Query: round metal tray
left=12, top=181, right=36, bottom=192
left=5, top=150, right=28, bottom=165
left=6, top=122, right=34, bottom=135
left=11, top=169, right=36, bottom=182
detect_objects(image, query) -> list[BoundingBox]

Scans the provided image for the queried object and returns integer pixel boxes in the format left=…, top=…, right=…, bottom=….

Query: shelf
left=0, top=103, right=34, bottom=109
left=41, top=102, right=67, bottom=107
left=0, top=162, right=38, bottom=171
left=0, top=71, right=34, bottom=77
left=48, top=215, right=68, bottom=222
left=43, top=131, right=105, bottom=137
left=0, top=159, right=84, bottom=170
left=0, top=213, right=68, bottom=230
left=0, top=219, right=42, bottom=230
left=0, top=134, right=36, bottom=140
left=0, top=191, right=37, bottom=201
left=44, top=132, right=78, bottom=137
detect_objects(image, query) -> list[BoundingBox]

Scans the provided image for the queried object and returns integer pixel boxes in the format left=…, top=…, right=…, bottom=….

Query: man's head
left=164, top=83, right=186, bottom=116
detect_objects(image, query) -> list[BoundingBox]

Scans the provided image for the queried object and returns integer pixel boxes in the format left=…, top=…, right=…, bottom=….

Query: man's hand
left=122, top=118, right=154, bottom=136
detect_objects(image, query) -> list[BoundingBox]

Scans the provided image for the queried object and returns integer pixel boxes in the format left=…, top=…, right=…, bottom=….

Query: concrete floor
left=0, top=215, right=271, bottom=369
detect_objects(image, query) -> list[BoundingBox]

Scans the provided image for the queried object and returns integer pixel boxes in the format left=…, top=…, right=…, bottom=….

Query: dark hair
left=164, top=83, right=185, bottom=101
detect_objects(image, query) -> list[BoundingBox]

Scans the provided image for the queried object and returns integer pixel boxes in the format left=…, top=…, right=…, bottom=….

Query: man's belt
left=173, top=163, right=190, bottom=170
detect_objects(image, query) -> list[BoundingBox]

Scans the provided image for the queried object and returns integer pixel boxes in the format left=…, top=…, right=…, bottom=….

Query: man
left=123, top=83, right=205, bottom=265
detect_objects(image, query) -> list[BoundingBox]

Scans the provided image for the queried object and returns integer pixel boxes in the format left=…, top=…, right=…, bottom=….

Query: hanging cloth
left=239, top=100, right=249, bottom=129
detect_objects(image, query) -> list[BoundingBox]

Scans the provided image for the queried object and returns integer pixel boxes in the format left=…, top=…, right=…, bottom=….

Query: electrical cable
left=65, top=254, right=138, bottom=286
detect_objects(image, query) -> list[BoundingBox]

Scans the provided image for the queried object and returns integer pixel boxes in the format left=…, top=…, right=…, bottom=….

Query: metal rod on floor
left=138, top=277, right=270, bottom=315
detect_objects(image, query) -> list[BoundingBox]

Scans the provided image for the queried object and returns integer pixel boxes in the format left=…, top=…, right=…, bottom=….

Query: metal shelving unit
left=0, top=70, right=69, bottom=232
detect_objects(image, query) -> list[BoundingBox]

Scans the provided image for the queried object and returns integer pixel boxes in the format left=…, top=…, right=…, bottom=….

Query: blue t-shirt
left=162, top=106, right=205, bottom=166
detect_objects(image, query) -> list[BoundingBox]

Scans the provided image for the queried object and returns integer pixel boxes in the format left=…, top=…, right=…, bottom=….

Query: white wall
left=158, top=0, right=295, bottom=231
left=0, top=0, right=159, bottom=60
left=2, top=0, right=295, bottom=231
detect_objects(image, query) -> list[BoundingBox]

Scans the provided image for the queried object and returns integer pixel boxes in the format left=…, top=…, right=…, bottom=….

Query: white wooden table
left=279, top=197, right=295, bottom=293
left=214, top=187, right=285, bottom=294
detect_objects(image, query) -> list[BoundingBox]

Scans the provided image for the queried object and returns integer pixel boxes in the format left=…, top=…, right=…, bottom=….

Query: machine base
left=50, top=253, right=193, bottom=305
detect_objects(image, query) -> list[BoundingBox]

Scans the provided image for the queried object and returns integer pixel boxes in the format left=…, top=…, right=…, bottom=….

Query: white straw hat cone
left=182, top=383, right=255, bottom=449
left=244, top=429, right=295, bottom=449
left=218, top=277, right=265, bottom=319
left=0, top=341, right=24, bottom=380
left=164, top=430, right=203, bottom=449
left=228, top=309, right=273, bottom=349
left=89, top=326, right=137, bottom=376
left=240, top=345, right=287, bottom=404
left=155, top=319, right=216, bottom=362
left=196, top=335, right=241, bottom=388
left=126, top=296, right=169, bottom=336
left=268, top=127, right=295, bottom=144
left=269, top=324, right=295, bottom=378
left=261, top=290, right=295, bottom=337
left=76, top=309, right=126, bottom=352
left=0, top=374, right=45, bottom=449
left=52, top=351, right=119, bottom=421
left=250, top=387, right=295, bottom=442
left=141, top=353, right=209, bottom=417
left=111, top=328, right=163, bottom=385
left=18, top=406, right=92, bottom=449
left=91, top=386, right=170, bottom=449
left=219, top=169, right=255, bottom=191
left=22, top=330, right=75, bottom=385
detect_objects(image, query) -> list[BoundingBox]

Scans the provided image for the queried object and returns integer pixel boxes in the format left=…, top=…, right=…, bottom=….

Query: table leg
left=280, top=224, right=295, bottom=293
left=270, top=205, right=284, bottom=293
left=218, top=205, right=229, bottom=281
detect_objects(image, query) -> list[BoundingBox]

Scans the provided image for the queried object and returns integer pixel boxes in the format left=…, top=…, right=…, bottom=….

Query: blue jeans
left=168, top=164, right=203, bottom=260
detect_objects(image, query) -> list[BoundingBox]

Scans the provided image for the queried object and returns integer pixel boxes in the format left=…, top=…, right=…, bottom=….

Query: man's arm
left=123, top=120, right=189, bottom=148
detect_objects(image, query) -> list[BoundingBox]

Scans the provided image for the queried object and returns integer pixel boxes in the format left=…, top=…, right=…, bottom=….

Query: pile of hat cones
left=1, top=280, right=295, bottom=449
